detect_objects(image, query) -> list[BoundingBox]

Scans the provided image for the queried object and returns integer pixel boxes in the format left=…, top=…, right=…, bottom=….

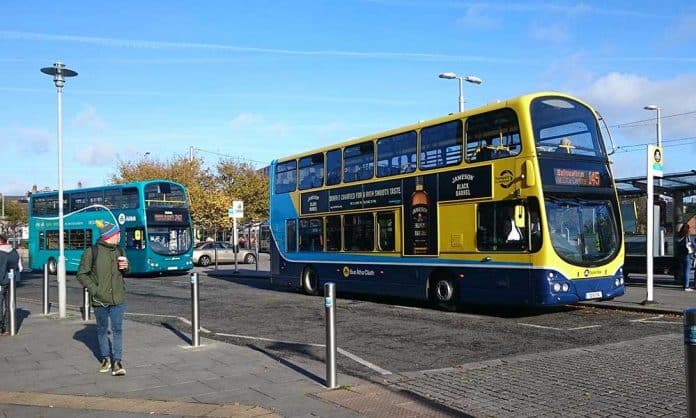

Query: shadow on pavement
left=15, top=308, right=30, bottom=333
left=162, top=321, right=192, bottom=345
left=73, top=325, right=101, bottom=361
left=247, top=344, right=325, bottom=386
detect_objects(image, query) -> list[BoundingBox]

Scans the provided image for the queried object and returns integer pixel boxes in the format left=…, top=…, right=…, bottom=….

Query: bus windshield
left=545, top=197, right=619, bottom=266
left=147, top=225, right=192, bottom=256
left=531, top=97, right=606, bottom=157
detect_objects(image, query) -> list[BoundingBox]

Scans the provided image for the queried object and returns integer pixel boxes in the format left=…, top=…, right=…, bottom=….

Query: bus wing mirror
left=515, top=205, right=526, bottom=228
left=523, top=160, right=536, bottom=187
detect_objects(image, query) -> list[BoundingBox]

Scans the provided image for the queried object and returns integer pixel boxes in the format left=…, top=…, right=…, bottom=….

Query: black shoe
left=111, top=361, right=126, bottom=376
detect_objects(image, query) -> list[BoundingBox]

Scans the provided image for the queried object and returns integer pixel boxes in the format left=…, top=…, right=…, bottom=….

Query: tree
left=216, top=159, right=269, bottom=222
left=4, top=200, right=27, bottom=242
left=111, top=155, right=269, bottom=238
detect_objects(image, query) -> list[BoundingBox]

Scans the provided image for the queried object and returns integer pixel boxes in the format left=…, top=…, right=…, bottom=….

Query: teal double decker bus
left=29, top=180, right=194, bottom=274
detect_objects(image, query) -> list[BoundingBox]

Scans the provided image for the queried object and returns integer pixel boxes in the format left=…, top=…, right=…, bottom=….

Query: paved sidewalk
left=582, top=274, right=696, bottom=314
left=0, top=300, right=364, bottom=417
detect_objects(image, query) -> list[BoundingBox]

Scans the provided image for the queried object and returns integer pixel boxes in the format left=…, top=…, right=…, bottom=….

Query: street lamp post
left=41, top=62, right=78, bottom=319
left=438, top=72, right=483, bottom=112
left=644, top=105, right=662, bottom=148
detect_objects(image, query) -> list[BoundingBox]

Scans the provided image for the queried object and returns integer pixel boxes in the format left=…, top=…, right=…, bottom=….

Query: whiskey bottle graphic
left=411, top=176, right=430, bottom=254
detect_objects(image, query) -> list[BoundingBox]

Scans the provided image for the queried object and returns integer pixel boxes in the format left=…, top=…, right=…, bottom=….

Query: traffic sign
left=228, top=200, right=244, bottom=218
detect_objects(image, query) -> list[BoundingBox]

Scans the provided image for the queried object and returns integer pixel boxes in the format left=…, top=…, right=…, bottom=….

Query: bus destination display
left=553, top=168, right=601, bottom=186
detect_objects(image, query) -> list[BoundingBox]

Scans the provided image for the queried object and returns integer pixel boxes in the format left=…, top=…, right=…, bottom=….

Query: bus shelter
left=615, top=170, right=696, bottom=279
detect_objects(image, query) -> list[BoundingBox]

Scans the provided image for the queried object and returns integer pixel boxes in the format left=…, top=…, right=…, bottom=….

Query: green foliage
left=111, top=155, right=269, bottom=234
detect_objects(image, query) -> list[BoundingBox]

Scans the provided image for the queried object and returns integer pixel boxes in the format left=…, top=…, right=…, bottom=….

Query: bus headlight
left=552, top=283, right=561, bottom=292
left=620, top=277, right=624, bottom=285
left=561, top=283, right=569, bottom=292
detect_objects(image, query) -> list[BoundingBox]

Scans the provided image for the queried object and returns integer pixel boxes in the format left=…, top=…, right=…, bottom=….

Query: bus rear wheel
left=48, top=258, right=57, bottom=275
left=430, top=276, right=458, bottom=311
left=301, top=266, right=319, bottom=296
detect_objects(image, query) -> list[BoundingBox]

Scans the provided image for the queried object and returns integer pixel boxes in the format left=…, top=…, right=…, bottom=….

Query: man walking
left=0, top=234, right=20, bottom=335
left=76, top=220, right=129, bottom=376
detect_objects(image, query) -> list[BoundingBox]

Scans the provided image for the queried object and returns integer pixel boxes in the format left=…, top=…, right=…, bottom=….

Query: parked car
left=192, top=241, right=257, bottom=266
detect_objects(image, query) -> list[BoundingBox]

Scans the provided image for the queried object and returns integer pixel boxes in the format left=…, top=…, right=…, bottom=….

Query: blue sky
left=1, top=1, right=696, bottom=195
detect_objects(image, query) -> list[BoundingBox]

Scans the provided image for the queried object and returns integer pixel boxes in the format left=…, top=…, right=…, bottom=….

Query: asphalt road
left=14, top=261, right=681, bottom=381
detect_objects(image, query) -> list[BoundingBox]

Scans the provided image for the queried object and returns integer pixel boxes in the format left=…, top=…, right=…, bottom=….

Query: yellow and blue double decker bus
left=269, top=92, right=625, bottom=307
left=29, top=180, right=194, bottom=275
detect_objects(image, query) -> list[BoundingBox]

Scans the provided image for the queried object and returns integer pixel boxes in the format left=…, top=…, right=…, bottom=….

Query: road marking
left=518, top=323, right=601, bottom=331
left=215, top=332, right=392, bottom=375
left=125, top=312, right=212, bottom=333
left=630, top=315, right=681, bottom=324
left=336, top=348, right=392, bottom=375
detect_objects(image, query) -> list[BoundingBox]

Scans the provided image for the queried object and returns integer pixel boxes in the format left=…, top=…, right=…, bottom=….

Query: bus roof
left=272, top=91, right=593, bottom=164
left=29, top=179, right=187, bottom=198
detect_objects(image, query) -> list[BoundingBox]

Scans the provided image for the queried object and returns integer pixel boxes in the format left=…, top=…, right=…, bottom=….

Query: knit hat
left=95, top=219, right=120, bottom=240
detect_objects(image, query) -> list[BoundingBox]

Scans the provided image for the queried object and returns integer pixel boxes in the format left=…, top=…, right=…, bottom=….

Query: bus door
left=475, top=199, right=537, bottom=301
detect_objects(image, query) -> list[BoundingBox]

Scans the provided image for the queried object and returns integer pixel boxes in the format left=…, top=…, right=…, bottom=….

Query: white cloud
left=73, top=142, right=117, bottom=166
left=71, top=105, right=107, bottom=131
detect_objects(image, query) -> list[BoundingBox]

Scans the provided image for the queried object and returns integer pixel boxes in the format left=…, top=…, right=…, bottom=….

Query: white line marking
left=630, top=315, right=681, bottom=325
left=566, top=325, right=602, bottom=331
left=336, top=348, right=392, bottom=375
left=215, top=332, right=324, bottom=347
left=518, top=323, right=564, bottom=331
left=126, top=312, right=178, bottom=318
left=518, top=323, right=602, bottom=331
left=177, top=317, right=212, bottom=333
left=214, top=332, right=392, bottom=375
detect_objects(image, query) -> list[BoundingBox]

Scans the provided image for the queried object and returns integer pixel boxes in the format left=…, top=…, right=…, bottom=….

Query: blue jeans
left=94, top=304, right=125, bottom=362
left=683, top=256, right=693, bottom=289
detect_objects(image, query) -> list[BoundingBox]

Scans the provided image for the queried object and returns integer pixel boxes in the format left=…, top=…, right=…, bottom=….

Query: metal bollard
left=8, top=269, right=16, bottom=336
left=43, top=264, right=49, bottom=315
left=324, top=282, right=337, bottom=389
left=82, top=287, right=91, bottom=321
left=190, top=272, right=200, bottom=347
left=685, top=308, right=696, bottom=417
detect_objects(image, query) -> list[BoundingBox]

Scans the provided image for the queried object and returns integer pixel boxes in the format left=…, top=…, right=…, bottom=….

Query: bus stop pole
left=324, top=282, right=337, bottom=389
left=190, top=272, right=200, bottom=347
left=685, top=308, right=696, bottom=418
left=82, top=287, right=90, bottom=321
left=214, top=244, right=218, bottom=270
left=43, top=263, right=50, bottom=315
left=643, top=148, right=655, bottom=304
left=233, top=217, right=239, bottom=274
left=254, top=226, right=259, bottom=272
left=8, top=269, right=16, bottom=336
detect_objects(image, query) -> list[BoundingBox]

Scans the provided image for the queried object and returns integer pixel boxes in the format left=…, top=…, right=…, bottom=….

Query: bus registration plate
left=585, top=291, right=602, bottom=300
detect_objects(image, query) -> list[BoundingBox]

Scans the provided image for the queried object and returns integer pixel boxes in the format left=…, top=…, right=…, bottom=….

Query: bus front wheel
left=430, top=276, right=457, bottom=311
left=301, top=266, right=319, bottom=296
left=47, top=258, right=57, bottom=275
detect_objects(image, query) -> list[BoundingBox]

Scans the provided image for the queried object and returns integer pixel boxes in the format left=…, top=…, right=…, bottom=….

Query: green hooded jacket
left=76, top=240, right=128, bottom=306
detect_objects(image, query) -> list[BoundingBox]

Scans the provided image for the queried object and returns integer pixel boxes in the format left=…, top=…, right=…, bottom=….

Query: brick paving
left=389, top=334, right=687, bottom=417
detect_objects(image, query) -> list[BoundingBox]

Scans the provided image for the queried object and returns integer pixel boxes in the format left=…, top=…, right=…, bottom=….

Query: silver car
left=192, top=241, right=257, bottom=266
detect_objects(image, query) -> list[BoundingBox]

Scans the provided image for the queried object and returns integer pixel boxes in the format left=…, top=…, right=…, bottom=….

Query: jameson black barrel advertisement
left=299, top=166, right=492, bottom=255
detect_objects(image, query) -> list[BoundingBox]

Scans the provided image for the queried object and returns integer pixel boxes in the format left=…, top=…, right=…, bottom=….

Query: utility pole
left=189, top=146, right=195, bottom=162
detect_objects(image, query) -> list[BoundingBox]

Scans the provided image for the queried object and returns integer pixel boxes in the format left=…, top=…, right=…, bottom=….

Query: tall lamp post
left=438, top=72, right=483, bottom=112
left=41, top=62, right=78, bottom=319
left=642, top=104, right=663, bottom=305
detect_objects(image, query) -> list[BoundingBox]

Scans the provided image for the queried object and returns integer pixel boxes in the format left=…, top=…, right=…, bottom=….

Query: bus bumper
left=538, top=267, right=625, bottom=305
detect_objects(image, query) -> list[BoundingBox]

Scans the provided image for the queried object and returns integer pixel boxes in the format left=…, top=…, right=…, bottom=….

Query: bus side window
left=477, top=202, right=527, bottom=252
